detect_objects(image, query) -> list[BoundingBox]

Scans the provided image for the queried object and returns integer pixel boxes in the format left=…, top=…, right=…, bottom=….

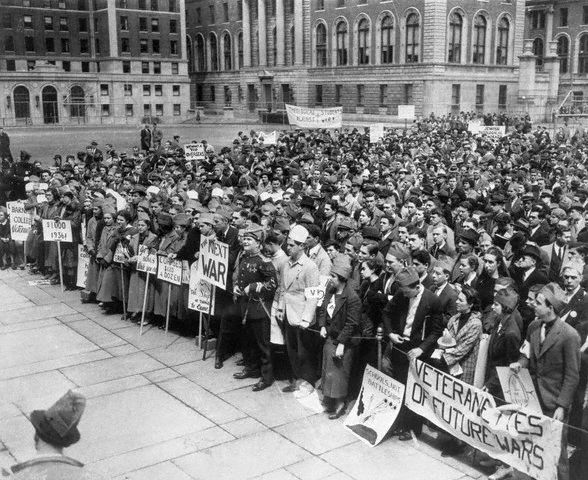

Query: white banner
left=199, top=237, right=229, bottom=290
left=76, top=245, right=90, bottom=288
left=344, top=365, right=404, bottom=447
left=6, top=201, right=32, bottom=242
left=42, top=219, right=72, bottom=242
left=369, top=124, right=388, bottom=144
left=285, top=104, right=342, bottom=129
left=184, top=143, right=206, bottom=161
left=406, top=360, right=562, bottom=480
left=259, top=131, right=278, bottom=145
left=157, top=256, right=183, bottom=285
left=187, top=262, right=215, bottom=315
left=397, top=105, right=416, bottom=120
left=136, top=245, right=157, bottom=274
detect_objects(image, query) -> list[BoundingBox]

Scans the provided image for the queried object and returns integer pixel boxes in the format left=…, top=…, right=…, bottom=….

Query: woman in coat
left=39, top=189, right=61, bottom=283
left=318, top=255, right=361, bottom=419
left=84, top=199, right=103, bottom=301
left=126, top=214, right=159, bottom=323
left=95, top=204, right=118, bottom=311
left=56, top=192, right=82, bottom=289
left=430, top=285, right=482, bottom=456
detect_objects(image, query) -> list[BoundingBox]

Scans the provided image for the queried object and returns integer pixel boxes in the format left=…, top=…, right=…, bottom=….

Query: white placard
left=42, top=219, right=73, bottom=242
left=397, top=105, right=415, bottom=120
left=496, top=367, right=543, bottom=414
left=6, top=201, right=32, bottom=242
left=198, top=237, right=229, bottom=290
left=184, top=143, right=206, bottom=161
left=188, top=261, right=216, bottom=315
left=76, top=245, right=90, bottom=288
left=157, top=255, right=183, bottom=285
left=113, top=243, right=129, bottom=264
left=259, top=131, right=278, bottom=145
left=369, top=124, right=385, bottom=144
left=136, top=245, right=157, bottom=274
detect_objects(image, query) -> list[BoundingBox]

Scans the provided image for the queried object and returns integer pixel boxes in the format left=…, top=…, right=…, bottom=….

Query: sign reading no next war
left=406, top=359, right=563, bottom=480
left=199, top=237, right=229, bottom=290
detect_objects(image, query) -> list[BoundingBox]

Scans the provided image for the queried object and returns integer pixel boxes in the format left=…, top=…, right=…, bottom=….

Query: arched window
left=579, top=34, right=588, bottom=74
left=42, top=85, right=58, bottom=124
left=496, top=17, right=509, bottom=65
left=448, top=12, right=463, bottom=63
left=196, top=35, right=205, bottom=71
left=357, top=18, right=369, bottom=65
left=70, top=85, right=85, bottom=118
left=405, top=13, right=419, bottom=63
left=380, top=15, right=393, bottom=64
left=13, top=86, right=30, bottom=121
left=316, top=23, right=327, bottom=66
left=223, top=33, right=232, bottom=70
left=533, top=37, right=544, bottom=69
left=557, top=36, right=569, bottom=74
left=210, top=34, right=218, bottom=71
left=238, top=32, right=243, bottom=68
left=336, top=21, right=347, bottom=65
left=473, top=15, right=487, bottom=64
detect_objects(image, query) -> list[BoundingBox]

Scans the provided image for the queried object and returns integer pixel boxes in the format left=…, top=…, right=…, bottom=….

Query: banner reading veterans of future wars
left=285, top=104, right=343, bottom=129
left=406, top=360, right=562, bottom=480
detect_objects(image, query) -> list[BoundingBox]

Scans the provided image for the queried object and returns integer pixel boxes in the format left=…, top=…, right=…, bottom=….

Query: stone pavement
left=0, top=269, right=488, bottom=480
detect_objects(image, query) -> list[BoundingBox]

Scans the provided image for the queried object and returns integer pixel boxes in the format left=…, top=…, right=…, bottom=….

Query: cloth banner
left=157, top=256, right=183, bottom=285
left=344, top=365, right=404, bottom=446
left=136, top=245, right=157, bottom=274
left=406, top=359, right=562, bottom=480
left=184, top=143, right=206, bottom=161
left=496, top=367, right=543, bottom=414
left=285, top=104, right=342, bottom=129
left=187, top=261, right=215, bottom=315
left=76, top=245, right=90, bottom=288
left=199, top=237, right=229, bottom=290
left=42, top=219, right=72, bottom=242
left=6, top=201, right=32, bottom=241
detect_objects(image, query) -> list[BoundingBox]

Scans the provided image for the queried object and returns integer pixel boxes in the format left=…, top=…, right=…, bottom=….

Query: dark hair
left=116, top=210, right=132, bottom=223
left=361, top=243, right=379, bottom=257
left=263, top=233, right=281, bottom=245
left=462, top=254, right=479, bottom=271
left=407, top=226, right=426, bottom=239
left=411, top=249, right=431, bottom=266
left=306, top=224, right=321, bottom=238
left=460, top=285, right=481, bottom=312
left=362, top=258, right=383, bottom=276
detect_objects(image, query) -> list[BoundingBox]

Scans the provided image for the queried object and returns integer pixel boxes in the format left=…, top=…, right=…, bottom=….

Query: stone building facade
left=0, top=0, right=191, bottom=126
left=187, top=0, right=527, bottom=118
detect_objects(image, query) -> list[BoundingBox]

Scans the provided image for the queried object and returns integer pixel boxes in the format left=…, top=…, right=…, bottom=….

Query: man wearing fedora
left=3, top=390, right=100, bottom=479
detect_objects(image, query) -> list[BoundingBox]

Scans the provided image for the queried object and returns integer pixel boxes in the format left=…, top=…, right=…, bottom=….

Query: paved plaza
left=0, top=268, right=487, bottom=480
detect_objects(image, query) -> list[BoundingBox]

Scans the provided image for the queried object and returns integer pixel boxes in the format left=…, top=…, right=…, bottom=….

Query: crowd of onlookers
left=1, top=111, right=588, bottom=480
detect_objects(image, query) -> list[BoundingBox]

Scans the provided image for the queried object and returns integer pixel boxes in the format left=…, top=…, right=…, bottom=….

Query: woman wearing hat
left=56, top=190, right=82, bottom=290
left=39, top=188, right=62, bottom=283
left=318, top=255, right=362, bottom=419
left=126, top=215, right=159, bottom=324
left=94, top=204, right=119, bottom=312
left=83, top=199, right=103, bottom=302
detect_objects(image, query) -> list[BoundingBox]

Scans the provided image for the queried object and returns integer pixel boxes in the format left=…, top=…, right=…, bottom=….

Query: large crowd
left=1, top=113, right=588, bottom=480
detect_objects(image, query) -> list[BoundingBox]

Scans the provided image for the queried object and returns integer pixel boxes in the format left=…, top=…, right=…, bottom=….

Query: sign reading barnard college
left=406, top=359, right=563, bottom=480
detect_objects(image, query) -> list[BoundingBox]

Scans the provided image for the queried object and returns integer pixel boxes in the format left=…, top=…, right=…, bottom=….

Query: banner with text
left=344, top=365, right=404, bottom=446
left=406, top=360, right=562, bottom=480
left=6, top=201, right=33, bottom=242
left=259, top=131, right=278, bottom=145
left=188, top=261, right=215, bottom=315
left=42, top=219, right=73, bottom=242
left=199, top=237, right=229, bottom=290
left=468, top=124, right=506, bottom=139
left=136, top=246, right=158, bottom=274
left=157, top=256, right=183, bottom=285
left=184, top=143, right=206, bottom=161
left=76, top=245, right=90, bottom=288
left=285, top=104, right=342, bottom=129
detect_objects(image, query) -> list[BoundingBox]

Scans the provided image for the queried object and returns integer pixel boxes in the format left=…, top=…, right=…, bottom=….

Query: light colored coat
left=443, top=311, right=483, bottom=385
left=308, top=244, right=332, bottom=277
left=276, top=253, right=320, bottom=328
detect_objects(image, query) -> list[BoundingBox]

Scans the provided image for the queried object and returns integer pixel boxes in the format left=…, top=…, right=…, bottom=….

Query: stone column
left=544, top=40, right=560, bottom=100
left=545, top=6, right=554, bottom=42
left=518, top=39, right=537, bottom=98
left=242, top=0, right=251, bottom=67
left=179, top=0, right=187, bottom=62
left=275, top=0, right=284, bottom=66
left=107, top=0, right=118, bottom=57
left=294, top=0, right=303, bottom=65
left=258, top=0, right=267, bottom=66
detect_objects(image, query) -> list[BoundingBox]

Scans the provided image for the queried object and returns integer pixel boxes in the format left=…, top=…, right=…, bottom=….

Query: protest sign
left=36, top=194, right=47, bottom=204
left=136, top=245, right=157, bottom=274
left=496, top=367, right=542, bottom=414
left=467, top=119, right=484, bottom=134
left=406, top=359, right=562, bottom=480
left=104, top=189, right=127, bottom=211
left=184, top=143, right=206, bottom=161
left=369, top=124, right=385, bottom=144
left=42, top=219, right=72, bottom=242
left=397, top=105, right=415, bottom=120
left=113, top=243, right=129, bottom=264
left=6, top=201, right=32, bottom=241
left=199, top=237, right=229, bottom=290
left=188, top=261, right=215, bottom=315
left=76, top=245, right=90, bottom=288
left=259, top=131, right=278, bottom=145
left=285, top=104, right=342, bottom=129
left=181, top=260, right=190, bottom=284
left=157, top=256, right=183, bottom=285
left=344, top=365, right=404, bottom=446
left=468, top=123, right=506, bottom=139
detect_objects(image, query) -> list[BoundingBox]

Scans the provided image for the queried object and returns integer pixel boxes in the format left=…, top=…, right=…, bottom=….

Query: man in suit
left=511, top=283, right=580, bottom=480
left=84, top=141, right=103, bottom=166
left=305, top=224, right=332, bottom=277
left=429, top=224, right=456, bottom=260
left=140, top=124, right=151, bottom=152
left=528, top=205, right=551, bottom=246
left=0, top=126, right=12, bottom=164
left=429, top=259, right=458, bottom=326
left=381, top=266, right=443, bottom=440
left=276, top=225, right=321, bottom=394
left=541, top=225, right=572, bottom=282
left=320, top=200, right=339, bottom=244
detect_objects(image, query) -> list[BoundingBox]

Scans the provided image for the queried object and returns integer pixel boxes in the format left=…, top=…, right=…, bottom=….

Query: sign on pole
left=188, top=261, right=216, bottom=315
left=259, top=131, right=278, bottom=145
left=76, top=245, right=90, bottom=288
left=406, top=359, right=563, bottom=480
left=6, top=201, right=32, bottom=241
left=397, top=105, right=416, bottom=120
left=42, top=219, right=73, bottom=242
left=369, top=124, right=386, bottom=144
left=184, top=143, right=206, bottom=161
left=113, top=243, right=129, bottom=264
left=496, top=367, right=543, bottom=414
left=136, top=245, right=157, bottom=274
left=285, top=104, right=343, bottom=129
left=198, top=237, right=229, bottom=290
left=157, top=255, right=182, bottom=285
left=344, top=365, right=404, bottom=447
